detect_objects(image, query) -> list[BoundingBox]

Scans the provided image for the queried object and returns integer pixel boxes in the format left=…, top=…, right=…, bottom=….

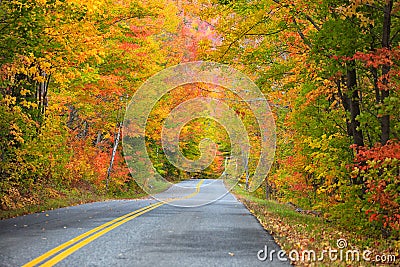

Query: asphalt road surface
left=0, top=179, right=290, bottom=266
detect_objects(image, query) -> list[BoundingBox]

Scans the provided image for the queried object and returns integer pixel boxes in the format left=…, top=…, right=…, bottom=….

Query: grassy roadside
left=0, top=187, right=149, bottom=220
left=231, top=183, right=399, bottom=266
left=0, top=178, right=177, bottom=220
left=0, top=188, right=102, bottom=220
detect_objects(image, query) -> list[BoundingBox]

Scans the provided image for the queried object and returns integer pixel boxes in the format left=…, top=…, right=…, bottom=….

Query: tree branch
left=292, top=17, right=312, bottom=49
left=243, top=29, right=285, bottom=36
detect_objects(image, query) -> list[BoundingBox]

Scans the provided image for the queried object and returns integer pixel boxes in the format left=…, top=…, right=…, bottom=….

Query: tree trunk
left=336, top=79, right=352, bottom=136
left=106, top=123, right=122, bottom=193
left=347, top=64, right=364, bottom=147
left=243, top=151, right=249, bottom=190
left=265, top=177, right=270, bottom=200
left=380, top=0, right=393, bottom=145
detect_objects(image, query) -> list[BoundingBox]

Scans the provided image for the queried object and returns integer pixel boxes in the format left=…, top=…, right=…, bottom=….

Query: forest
left=1, top=0, right=399, bottom=254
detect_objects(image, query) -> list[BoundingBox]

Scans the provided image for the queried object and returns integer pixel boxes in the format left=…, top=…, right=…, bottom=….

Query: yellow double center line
left=23, top=180, right=204, bottom=267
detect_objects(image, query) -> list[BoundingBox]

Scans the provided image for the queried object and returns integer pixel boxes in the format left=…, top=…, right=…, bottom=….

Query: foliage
left=201, top=0, right=400, bottom=239
left=0, top=0, right=187, bottom=211
left=352, top=141, right=400, bottom=237
left=1, top=0, right=399, bottom=247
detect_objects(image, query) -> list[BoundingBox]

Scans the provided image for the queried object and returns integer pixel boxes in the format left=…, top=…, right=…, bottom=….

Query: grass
left=1, top=178, right=176, bottom=220
left=231, top=183, right=399, bottom=266
left=0, top=188, right=102, bottom=220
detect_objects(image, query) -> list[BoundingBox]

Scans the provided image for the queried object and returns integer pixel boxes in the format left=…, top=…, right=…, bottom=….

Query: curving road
left=0, top=179, right=290, bottom=266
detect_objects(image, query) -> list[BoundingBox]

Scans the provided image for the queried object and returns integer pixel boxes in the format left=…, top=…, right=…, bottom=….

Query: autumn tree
left=201, top=0, right=399, bottom=236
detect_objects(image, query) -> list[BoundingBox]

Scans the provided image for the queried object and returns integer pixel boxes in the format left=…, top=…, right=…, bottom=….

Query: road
left=0, top=179, right=290, bottom=266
